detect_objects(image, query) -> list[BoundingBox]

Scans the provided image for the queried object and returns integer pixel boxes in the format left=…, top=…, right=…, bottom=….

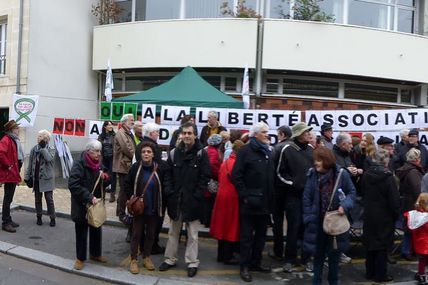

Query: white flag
left=104, top=59, right=114, bottom=102
left=10, top=94, right=39, bottom=127
left=242, top=66, right=250, bottom=109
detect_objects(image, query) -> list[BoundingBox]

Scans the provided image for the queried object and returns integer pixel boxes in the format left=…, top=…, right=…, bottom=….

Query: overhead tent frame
left=112, top=66, right=244, bottom=110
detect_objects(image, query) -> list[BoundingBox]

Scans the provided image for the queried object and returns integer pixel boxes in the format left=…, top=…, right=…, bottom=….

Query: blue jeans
left=313, top=226, right=340, bottom=285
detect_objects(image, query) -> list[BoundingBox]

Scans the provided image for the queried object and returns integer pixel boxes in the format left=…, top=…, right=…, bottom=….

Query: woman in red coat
left=210, top=140, right=244, bottom=265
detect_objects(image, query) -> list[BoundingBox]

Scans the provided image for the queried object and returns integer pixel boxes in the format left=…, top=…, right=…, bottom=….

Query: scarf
left=84, top=152, right=101, bottom=174
left=7, top=132, right=24, bottom=161
left=250, top=137, right=270, bottom=157
left=319, top=168, right=335, bottom=216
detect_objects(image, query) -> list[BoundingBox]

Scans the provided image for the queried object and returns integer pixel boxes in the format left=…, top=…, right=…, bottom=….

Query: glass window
left=284, top=79, right=338, bottom=97
left=146, top=0, right=180, bottom=20
left=269, top=0, right=290, bottom=18
left=401, top=89, right=412, bottom=103
left=398, top=0, right=415, bottom=7
left=318, top=0, right=343, bottom=23
left=186, top=0, right=225, bottom=18
left=225, top=77, right=237, bottom=91
left=202, top=76, right=222, bottom=90
left=115, top=0, right=133, bottom=22
left=345, top=83, right=397, bottom=103
left=397, top=8, right=414, bottom=33
left=0, top=21, right=7, bottom=75
left=113, top=74, right=123, bottom=92
left=349, top=1, right=392, bottom=30
left=135, top=0, right=147, bottom=21
left=125, top=76, right=172, bottom=91
left=266, top=78, right=279, bottom=94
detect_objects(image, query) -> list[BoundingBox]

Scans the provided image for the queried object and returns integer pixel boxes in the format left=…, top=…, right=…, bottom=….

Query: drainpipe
left=254, top=18, right=264, bottom=102
left=15, top=0, right=24, bottom=94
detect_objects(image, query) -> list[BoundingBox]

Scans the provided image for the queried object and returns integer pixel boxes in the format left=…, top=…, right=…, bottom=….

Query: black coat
left=135, top=136, right=162, bottom=165
left=68, top=152, right=109, bottom=223
left=163, top=141, right=211, bottom=222
left=397, top=143, right=428, bottom=171
left=232, top=138, right=274, bottom=215
left=199, top=124, right=226, bottom=146
left=361, top=164, right=400, bottom=251
left=396, top=162, right=423, bottom=213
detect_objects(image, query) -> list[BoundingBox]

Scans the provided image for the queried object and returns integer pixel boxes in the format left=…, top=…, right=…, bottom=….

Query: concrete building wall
left=26, top=0, right=99, bottom=152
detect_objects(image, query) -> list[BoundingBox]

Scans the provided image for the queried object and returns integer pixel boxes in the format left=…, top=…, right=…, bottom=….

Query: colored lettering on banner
left=53, top=118, right=86, bottom=137
left=99, top=102, right=138, bottom=121
left=53, top=118, right=65, bottom=134
left=64, top=119, right=75, bottom=136
left=100, top=102, right=111, bottom=120
left=74, top=120, right=86, bottom=136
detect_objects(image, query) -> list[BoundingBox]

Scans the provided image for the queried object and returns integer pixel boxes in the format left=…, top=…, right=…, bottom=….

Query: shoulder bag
left=86, top=172, right=106, bottom=228
left=126, top=163, right=157, bottom=216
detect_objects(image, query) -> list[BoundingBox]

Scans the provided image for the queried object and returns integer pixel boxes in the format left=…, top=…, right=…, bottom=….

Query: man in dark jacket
left=232, top=122, right=274, bottom=282
left=277, top=122, right=313, bottom=273
left=319, top=123, right=334, bottom=150
left=394, top=128, right=409, bottom=157
left=159, top=122, right=211, bottom=278
left=270, top=125, right=292, bottom=260
left=199, top=111, right=227, bottom=146
left=396, top=128, right=428, bottom=171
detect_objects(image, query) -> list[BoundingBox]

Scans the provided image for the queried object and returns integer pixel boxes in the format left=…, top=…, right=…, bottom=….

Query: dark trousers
left=284, top=194, right=310, bottom=264
left=272, top=188, right=286, bottom=257
left=217, top=240, right=238, bottom=262
left=34, top=182, right=55, bottom=218
left=313, top=226, right=340, bottom=285
left=154, top=208, right=165, bottom=246
left=131, top=215, right=157, bottom=259
left=103, top=157, right=116, bottom=193
left=2, top=183, right=16, bottom=225
left=365, top=249, right=388, bottom=281
left=240, top=213, right=268, bottom=268
left=75, top=222, right=102, bottom=261
left=116, top=173, right=127, bottom=220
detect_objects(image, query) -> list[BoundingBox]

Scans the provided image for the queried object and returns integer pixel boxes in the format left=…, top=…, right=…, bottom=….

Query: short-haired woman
left=303, top=147, right=356, bottom=285
left=25, top=130, right=56, bottom=226
left=124, top=141, right=165, bottom=274
left=68, top=140, right=110, bottom=270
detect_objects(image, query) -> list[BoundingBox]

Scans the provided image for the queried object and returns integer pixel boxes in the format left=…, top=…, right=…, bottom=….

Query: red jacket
left=207, top=145, right=221, bottom=180
left=0, top=135, right=21, bottom=183
left=209, top=153, right=240, bottom=242
left=405, top=211, right=428, bottom=255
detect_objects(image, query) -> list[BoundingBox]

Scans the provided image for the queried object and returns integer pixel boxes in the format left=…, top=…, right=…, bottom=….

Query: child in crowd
left=405, top=193, right=428, bottom=285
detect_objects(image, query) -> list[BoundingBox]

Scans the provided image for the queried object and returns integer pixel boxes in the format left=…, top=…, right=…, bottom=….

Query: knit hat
left=291, top=122, right=312, bottom=139
left=4, top=120, right=20, bottom=132
left=207, top=134, right=222, bottom=146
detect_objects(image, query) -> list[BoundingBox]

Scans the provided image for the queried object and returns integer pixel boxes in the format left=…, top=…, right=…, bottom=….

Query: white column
left=180, top=0, right=186, bottom=19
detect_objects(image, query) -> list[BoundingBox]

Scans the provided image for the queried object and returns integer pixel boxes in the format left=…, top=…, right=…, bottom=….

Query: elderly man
left=396, top=129, right=428, bottom=171
left=319, top=123, right=334, bottom=150
left=232, top=122, right=274, bottom=282
left=199, top=111, right=227, bottom=146
left=113, top=114, right=136, bottom=241
left=159, top=122, right=211, bottom=278
left=133, top=121, right=144, bottom=145
left=277, top=122, right=314, bottom=273
left=394, top=128, right=409, bottom=156
left=0, top=120, right=23, bottom=233
left=136, top=122, right=161, bottom=164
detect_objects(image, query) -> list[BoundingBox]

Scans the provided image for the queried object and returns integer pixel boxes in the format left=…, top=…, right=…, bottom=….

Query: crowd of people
left=3, top=112, right=428, bottom=284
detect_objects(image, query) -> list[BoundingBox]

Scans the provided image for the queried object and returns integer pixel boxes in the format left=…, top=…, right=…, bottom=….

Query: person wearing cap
left=232, top=122, right=274, bottom=282
left=277, top=122, right=314, bottom=273
left=377, top=136, right=396, bottom=171
left=320, top=123, right=334, bottom=150
left=396, top=129, right=428, bottom=172
left=270, top=125, right=292, bottom=260
left=0, top=120, right=23, bottom=233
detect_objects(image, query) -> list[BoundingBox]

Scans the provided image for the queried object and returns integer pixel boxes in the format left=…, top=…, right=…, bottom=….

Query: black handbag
left=25, top=177, right=34, bottom=188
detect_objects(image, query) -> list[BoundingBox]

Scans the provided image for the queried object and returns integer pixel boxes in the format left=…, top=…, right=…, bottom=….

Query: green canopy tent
left=113, top=66, right=243, bottom=109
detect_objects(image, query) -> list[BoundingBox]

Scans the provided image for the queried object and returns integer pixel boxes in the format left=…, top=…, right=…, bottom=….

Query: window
left=0, top=21, right=6, bottom=75
left=283, top=79, right=338, bottom=98
left=202, top=76, right=221, bottom=90
left=186, top=0, right=225, bottom=18
left=345, top=83, right=398, bottom=103
left=265, top=78, right=279, bottom=94
left=400, top=89, right=413, bottom=104
left=125, top=76, right=172, bottom=91
left=146, top=0, right=180, bottom=20
left=224, top=77, right=237, bottom=91
left=115, top=0, right=133, bottom=23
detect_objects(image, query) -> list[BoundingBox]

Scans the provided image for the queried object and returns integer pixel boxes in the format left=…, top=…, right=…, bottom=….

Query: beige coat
left=113, top=128, right=135, bottom=174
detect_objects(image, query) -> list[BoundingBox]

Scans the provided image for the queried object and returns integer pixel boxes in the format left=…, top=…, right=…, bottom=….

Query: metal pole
left=16, top=0, right=24, bottom=94
left=255, top=18, right=264, bottom=98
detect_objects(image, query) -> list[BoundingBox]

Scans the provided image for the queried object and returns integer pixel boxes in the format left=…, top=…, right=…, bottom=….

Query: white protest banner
left=195, top=107, right=228, bottom=127
left=10, top=94, right=39, bottom=127
left=224, top=109, right=301, bottom=129
left=306, top=108, right=428, bottom=131
left=158, top=125, right=177, bottom=145
left=141, top=104, right=156, bottom=123
left=88, top=120, right=104, bottom=139
left=160, top=105, right=191, bottom=126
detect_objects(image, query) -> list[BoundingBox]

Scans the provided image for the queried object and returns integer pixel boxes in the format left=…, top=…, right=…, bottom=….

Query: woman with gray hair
left=361, top=148, right=400, bottom=282
left=25, top=130, right=56, bottom=226
left=68, top=139, right=110, bottom=270
left=396, top=148, right=424, bottom=261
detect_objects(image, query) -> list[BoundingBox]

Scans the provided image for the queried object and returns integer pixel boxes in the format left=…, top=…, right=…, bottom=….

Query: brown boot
left=74, top=259, right=84, bottom=270
left=130, top=259, right=139, bottom=274
left=2, top=223, right=16, bottom=233
left=109, top=192, right=116, bottom=203
left=143, top=257, right=155, bottom=271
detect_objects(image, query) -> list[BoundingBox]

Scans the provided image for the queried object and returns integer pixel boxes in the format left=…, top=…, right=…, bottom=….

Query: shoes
left=223, top=257, right=239, bottom=265
left=187, top=267, right=198, bottom=277
left=401, top=254, right=417, bottom=261
left=268, top=251, right=284, bottom=261
left=36, top=216, right=43, bottom=226
left=143, top=257, right=155, bottom=271
left=90, top=255, right=107, bottom=263
left=249, top=265, right=271, bottom=273
left=126, top=228, right=132, bottom=243
left=304, top=261, right=314, bottom=272
left=151, top=244, right=165, bottom=255
left=159, top=261, right=176, bottom=271
left=130, top=259, right=139, bottom=274
left=339, top=253, right=352, bottom=264
left=74, top=259, right=84, bottom=270
left=240, top=267, right=252, bottom=282
left=283, top=263, right=297, bottom=273
left=2, top=223, right=16, bottom=233
left=418, top=274, right=428, bottom=285
left=374, top=275, right=393, bottom=283
left=109, top=193, right=116, bottom=203
left=10, top=220, right=19, bottom=228
left=50, top=218, right=56, bottom=227
left=387, top=254, right=397, bottom=264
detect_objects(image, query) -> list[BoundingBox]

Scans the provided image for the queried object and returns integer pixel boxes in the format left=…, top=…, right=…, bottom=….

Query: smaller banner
left=88, top=120, right=104, bottom=139
left=52, top=118, right=86, bottom=137
left=99, top=102, right=138, bottom=121
left=10, top=94, right=39, bottom=127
